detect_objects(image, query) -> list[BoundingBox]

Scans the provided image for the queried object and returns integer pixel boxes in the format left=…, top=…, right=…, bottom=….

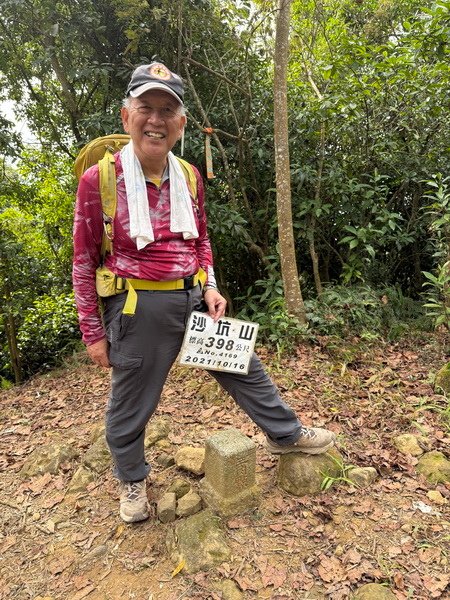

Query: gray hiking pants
left=103, top=286, right=302, bottom=482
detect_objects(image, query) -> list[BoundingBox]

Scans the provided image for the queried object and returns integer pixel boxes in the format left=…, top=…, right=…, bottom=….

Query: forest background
left=0, top=0, right=449, bottom=385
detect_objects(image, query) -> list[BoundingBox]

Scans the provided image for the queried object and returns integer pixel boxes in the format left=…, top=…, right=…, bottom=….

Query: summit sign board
left=179, top=312, right=259, bottom=374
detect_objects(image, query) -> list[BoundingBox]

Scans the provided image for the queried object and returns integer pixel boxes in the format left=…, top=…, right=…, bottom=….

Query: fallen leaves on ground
left=0, top=334, right=449, bottom=599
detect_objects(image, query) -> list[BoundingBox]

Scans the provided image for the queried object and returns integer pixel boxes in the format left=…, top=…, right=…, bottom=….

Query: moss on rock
left=416, top=451, right=450, bottom=484
left=352, top=583, right=396, bottom=599
left=434, top=362, right=450, bottom=395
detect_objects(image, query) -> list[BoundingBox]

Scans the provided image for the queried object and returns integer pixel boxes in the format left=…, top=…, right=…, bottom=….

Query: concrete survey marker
left=200, top=428, right=260, bottom=516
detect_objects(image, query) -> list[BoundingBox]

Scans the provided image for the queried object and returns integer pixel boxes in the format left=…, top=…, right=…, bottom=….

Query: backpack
left=74, top=134, right=198, bottom=259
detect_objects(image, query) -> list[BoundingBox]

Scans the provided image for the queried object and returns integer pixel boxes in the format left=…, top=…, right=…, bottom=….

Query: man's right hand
left=86, top=338, right=110, bottom=368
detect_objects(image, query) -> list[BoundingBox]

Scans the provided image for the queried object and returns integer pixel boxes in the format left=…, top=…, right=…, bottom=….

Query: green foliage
left=306, top=285, right=383, bottom=337
left=0, top=152, right=77, bottom=382
left=321, top=455, right=355, bottom=491
left=17, top=292, right=80, bottom=378
left=289, top=0, right=449, bottom=290
left=421, top=175, right=450, bottom=329
left=237, top=276, right=308, bottom=352
left=237, top=272, right=428, bottom=351
left=0, top=150, right=74, bottom=279
left=0, top=377, right=13, bottom=390
left=422, top=264, right=450, bottom=330
left=206, top=200, right=249, bottom=261
left=423, top=174, right=450, bottom=260
left=0, top=0, right=128, bottom=148
left=335, top=173, right=415, bottom=284
left=306, top=284, right=428, bottom=339
left=414, top=394, right=450, bottom=433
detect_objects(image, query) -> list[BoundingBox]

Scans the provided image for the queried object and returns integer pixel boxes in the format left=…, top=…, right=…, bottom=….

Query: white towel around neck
left=121, top=141, right=198, bottom=250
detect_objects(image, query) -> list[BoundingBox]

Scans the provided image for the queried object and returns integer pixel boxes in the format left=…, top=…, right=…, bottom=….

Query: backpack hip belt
left=118, top=269, right=207, bottom=315
left=96, top=267, right=207, bottom=316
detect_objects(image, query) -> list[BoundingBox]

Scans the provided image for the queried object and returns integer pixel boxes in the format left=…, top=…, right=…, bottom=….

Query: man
left=73, top=62, right=336, bottom=523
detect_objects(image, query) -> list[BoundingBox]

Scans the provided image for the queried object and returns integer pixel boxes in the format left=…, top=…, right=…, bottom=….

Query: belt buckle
left=183, top=274, right=195, bottom=289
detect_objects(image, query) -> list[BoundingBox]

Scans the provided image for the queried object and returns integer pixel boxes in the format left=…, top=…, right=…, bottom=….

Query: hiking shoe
left=119, top=480, right=149, bottom=523
left=265, top=427, right=336, bottom=455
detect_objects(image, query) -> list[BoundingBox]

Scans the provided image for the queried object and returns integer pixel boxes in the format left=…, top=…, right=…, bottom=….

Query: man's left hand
left=204, top=289, right=227, bottom=321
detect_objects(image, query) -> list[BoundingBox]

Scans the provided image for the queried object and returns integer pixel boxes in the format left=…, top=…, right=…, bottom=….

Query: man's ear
left=179, top=115, right=187, bottom=137
left=121, top=106, right=130, bottom=133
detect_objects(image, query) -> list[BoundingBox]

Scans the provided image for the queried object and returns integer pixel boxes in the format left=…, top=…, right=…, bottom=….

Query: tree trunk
left=274, top=0, right=306, bottom=323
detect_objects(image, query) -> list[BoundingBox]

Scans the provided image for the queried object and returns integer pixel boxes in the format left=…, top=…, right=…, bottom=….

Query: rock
left=83, top=436, right=111, bottom=473
left=20, top=443, right=79, bottom=478
left=155, top=438, right=172, bottom=450
left=167, top=478, right=191, bottom=499
left=167, top=509, right=230, bottom=573
left=434, top=362, right=450, bottom=395
left=175, top=446, right=205, bottom=475
left=277, top=448, right=344, bottom=496
left=157, top=492, right=177, bottom=523
left=67, top=466, right=95, bottom=494
left=221, top=579, right=243, bottom=600
left=393, top=433, right=424, bottom=457
left=90, top=422, right=105, bottom=443
left=155, top=452, right=175, bottom=468
left=427, top=490, right=447, bottom=505
left=144, top=417, right=170, bottom=448
left=176, top=491, right=202, bottom=517
left=347, top=467, right=378, bottom=488
left=416, top=451, right=450, bottom=484
left=352, top=583, right=396, bottom=599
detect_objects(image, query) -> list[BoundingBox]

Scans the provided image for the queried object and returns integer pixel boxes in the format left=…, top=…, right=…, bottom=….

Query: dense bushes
left=238, top=282, right=430, bottom=351
left=17, top=292, right=81, bottom=379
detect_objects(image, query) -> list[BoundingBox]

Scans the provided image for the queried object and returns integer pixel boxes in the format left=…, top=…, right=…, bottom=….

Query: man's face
left=121, top=89, right=186, bottom=167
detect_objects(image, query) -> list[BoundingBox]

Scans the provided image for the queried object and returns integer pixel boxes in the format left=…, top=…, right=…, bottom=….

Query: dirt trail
left=0, top=336, right=449, bottom=599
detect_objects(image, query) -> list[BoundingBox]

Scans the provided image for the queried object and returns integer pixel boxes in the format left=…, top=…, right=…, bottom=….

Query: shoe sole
left=265, top=440, right=335, bottom=456
left=120, top=503, right=150, bottom=523
left=120, top=510, right=150, bottom=523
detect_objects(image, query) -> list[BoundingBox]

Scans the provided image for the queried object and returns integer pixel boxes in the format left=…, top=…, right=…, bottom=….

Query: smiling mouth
left=145, top=132, right=165, bottom=139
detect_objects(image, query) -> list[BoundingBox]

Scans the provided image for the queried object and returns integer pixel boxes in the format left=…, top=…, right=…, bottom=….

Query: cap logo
left=149, top=63, right=171, bottom=81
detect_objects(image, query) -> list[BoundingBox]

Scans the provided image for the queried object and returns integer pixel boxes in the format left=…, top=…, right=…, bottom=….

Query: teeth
left=145, top=132, right=164, bottom=139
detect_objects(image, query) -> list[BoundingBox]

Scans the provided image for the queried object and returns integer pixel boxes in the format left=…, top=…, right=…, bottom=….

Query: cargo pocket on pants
left=109, top=348, right=143, bottom=370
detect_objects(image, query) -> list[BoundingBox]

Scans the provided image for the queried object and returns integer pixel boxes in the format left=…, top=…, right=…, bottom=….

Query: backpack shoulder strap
left=176, top=157, right=198, bottom=203
left=98, top=148, right=117, bottom=259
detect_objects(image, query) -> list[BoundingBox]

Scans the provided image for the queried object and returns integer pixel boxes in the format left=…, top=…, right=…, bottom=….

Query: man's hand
left=86, top=338, right=110, bottom=368
left=203, top=289, right=227, bottom=322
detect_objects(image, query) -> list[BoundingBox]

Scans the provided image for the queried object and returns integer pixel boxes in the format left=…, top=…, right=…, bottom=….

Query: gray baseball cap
left=126, top=62, right=184, bottom=104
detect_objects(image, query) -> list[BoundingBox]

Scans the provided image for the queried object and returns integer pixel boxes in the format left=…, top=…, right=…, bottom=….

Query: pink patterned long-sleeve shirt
left=72, top=154, right=215, bottom=346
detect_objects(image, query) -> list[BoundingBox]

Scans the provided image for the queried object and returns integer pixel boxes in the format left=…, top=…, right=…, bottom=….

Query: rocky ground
left=0, top=333, right=449, bottom=600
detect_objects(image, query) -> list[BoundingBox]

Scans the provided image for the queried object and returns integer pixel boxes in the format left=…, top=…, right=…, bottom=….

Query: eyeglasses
left=130, top=105, right=181, bottom=120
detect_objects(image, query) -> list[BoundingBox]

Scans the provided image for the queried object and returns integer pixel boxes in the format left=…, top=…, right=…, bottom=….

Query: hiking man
left=72, top=62, right=336, bottom=523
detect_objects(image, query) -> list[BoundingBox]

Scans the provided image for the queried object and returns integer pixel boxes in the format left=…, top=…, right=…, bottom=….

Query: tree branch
left=182, top=57, right=250, bottom=97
